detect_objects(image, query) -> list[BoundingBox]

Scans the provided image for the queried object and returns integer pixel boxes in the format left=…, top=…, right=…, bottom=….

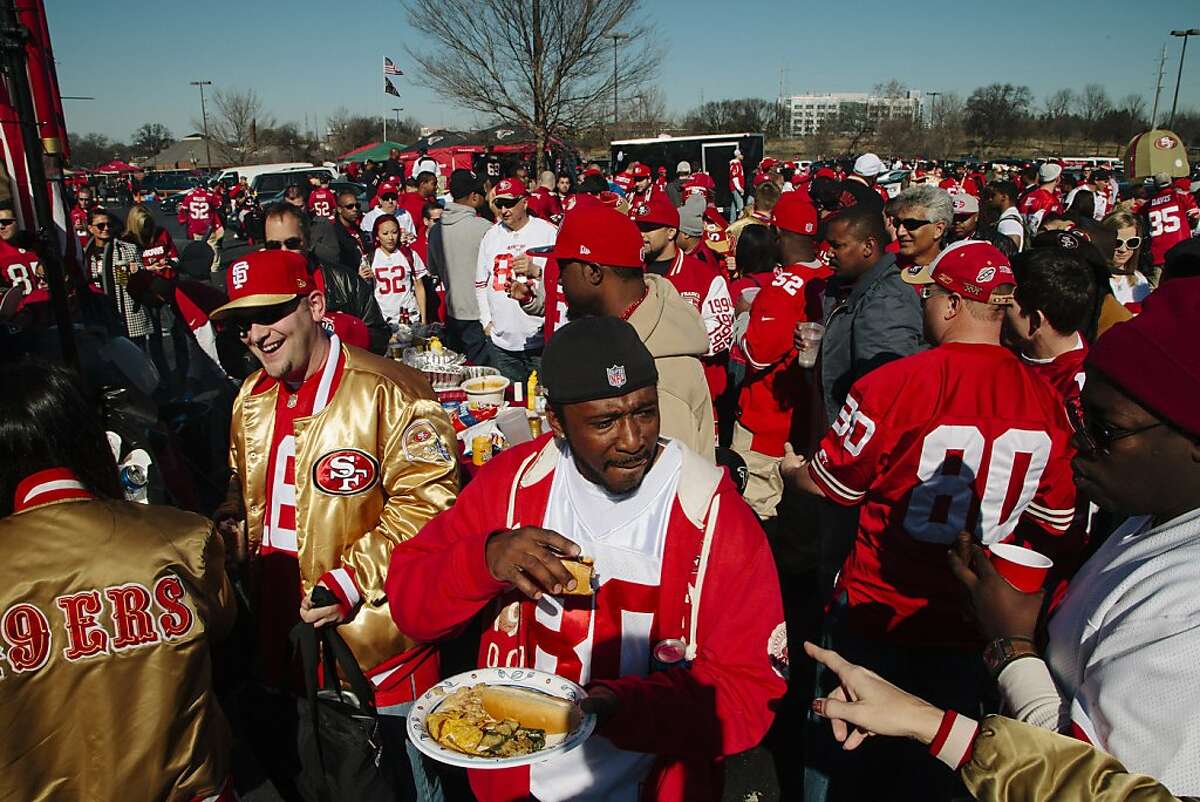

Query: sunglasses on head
left=227, top=296, right=304, bottom=338
left=494, top=197, right=522, bottom=209
left=1066, top=399, right=1166, bottom=457
left=891, top=217, right=932, bottom=232
left=1115, top=236, right=1141, bottom=249
left=263, top=237, right=304, bottom=251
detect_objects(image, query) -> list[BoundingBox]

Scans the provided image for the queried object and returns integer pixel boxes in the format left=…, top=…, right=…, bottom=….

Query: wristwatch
left=982, top=636, right=1038, bottom=680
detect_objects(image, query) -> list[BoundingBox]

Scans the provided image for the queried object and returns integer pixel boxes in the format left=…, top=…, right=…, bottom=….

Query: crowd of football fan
left=2, top=142, right=1200, bottom=802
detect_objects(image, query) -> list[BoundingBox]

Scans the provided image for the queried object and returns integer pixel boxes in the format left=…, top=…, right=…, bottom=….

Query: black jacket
left=310, top=218, right=368, bottom=274
left=311, top=255, right=390, bottom=355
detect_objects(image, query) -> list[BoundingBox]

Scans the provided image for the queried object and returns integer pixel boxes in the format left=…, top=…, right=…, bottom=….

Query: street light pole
left=609, top=32, right=629, bottom=130
left=925, top=91, right=942, bottom=127
left=1169, top=30, right=1200, bottom=128
left=190, top=80, right=213, bottom=168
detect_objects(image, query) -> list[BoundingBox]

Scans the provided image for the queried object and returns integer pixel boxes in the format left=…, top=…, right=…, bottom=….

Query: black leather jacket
left=310, top=255, right=390, bottom=355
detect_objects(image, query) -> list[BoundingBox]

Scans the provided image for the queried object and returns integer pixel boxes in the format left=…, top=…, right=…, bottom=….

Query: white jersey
left=530, top=440, right=682, bottom=802
left=369, top=247, right=426, bottom=326
left=475, top=216, right=556, bottom=351
left=361, top=206, right=416, bottom=238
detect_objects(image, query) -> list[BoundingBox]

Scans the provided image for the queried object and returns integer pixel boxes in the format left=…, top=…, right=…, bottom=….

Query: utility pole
left=1152, top=44, right=1168, bottom=126
left=392, top=107, right=404, bottom=127
left=926, top=91, right=942, bottom=128
left=190, top=80, right=212, bottom=168
left=609, top=32, right=629, bottom=130
left=1169, top=30, right=1200, bottom=128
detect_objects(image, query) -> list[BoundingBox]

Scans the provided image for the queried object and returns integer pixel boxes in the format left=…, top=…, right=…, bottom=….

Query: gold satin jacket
left=963, top=716, right=1197, bottom=802
left=0, top=494, right=235, bottom=802
left=228, top=342, right=458, bottom=673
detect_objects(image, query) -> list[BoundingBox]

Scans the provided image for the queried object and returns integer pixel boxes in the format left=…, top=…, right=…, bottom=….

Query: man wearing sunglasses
left=86, top=208, right=152, bottom=343
left=886, top=184, right=952, bottom=279
left=211, top=249, right=458, bottom=798
left=361, top=189, right=416, bottom=240
left=949, top=276, right=1200, bottom=796
left=475, top=177, right=556, bottom=384
left=784, top=240, right=1080, bottom=802
left=264, top=203, right=391, bottom=354
left=0, top=200, right=41, bottom=300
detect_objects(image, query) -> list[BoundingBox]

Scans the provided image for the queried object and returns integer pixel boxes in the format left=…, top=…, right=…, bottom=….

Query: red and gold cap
left=211, top=250, right=314, bottom=321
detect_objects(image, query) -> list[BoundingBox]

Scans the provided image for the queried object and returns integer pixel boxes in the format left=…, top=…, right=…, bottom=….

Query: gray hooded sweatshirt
left=427, top=201, right=493, bottom=320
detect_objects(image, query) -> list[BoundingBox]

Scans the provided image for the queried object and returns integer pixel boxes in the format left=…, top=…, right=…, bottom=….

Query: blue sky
left=48, top=0, right=1199, bottom=142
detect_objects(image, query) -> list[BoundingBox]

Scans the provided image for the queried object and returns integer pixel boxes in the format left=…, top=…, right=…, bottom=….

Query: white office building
left=780, top=91, right=924, bottom=137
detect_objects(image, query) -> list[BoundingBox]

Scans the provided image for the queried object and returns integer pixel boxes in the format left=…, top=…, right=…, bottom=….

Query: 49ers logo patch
left=312, top=449, right=379, bottom=495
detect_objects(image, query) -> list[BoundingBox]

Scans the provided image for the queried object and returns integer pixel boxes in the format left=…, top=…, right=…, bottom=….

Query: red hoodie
left=386, top=435, right=787, bottom=802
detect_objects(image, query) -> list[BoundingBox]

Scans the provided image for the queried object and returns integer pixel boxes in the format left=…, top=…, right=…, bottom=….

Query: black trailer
left=610, top=132, right=765, bottom=209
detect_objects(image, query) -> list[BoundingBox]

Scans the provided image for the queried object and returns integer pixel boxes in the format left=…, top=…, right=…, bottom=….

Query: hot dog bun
left=561, top=556, right=594, bottom=596
left=479, top=686, right=582, bottom=735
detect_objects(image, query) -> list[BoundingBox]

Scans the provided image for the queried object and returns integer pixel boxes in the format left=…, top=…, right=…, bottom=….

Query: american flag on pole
left=384, top=57, right=403, bottom=76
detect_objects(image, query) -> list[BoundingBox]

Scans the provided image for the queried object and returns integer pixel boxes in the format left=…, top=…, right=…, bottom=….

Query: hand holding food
left=485, top=526, right=581, bottom=600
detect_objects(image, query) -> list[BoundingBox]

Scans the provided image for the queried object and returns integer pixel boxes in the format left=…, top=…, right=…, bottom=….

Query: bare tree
left=195, top=87, right=275, bottom=163
left=1075, top=84, right=1112, bottom=151
left=1042, top=89, right=1076, bottom=151
left=873, top=80, right=908, bottom=98
left=964, top=83, right=1032, bottom=145
left=402, top=0, right=661, bottom=169
left=1118, top=94, right=1146, bottom=121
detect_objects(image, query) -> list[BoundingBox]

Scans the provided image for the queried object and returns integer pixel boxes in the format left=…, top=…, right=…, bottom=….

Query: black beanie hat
left=542, top=316, right=658, bottom=405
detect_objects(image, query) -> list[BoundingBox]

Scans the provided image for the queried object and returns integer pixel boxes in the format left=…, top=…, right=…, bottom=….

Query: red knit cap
left=1086, top=277, right=1200, bottom=435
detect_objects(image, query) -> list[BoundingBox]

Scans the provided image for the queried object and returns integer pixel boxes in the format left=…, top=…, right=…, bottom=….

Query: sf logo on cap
left=606, top=364, right=627, bottom=388
left=231, top=260, right=249, bottom=289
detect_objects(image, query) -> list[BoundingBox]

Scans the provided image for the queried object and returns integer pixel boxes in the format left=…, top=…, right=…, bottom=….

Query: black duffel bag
left=290, top=587, right=403, bottom=802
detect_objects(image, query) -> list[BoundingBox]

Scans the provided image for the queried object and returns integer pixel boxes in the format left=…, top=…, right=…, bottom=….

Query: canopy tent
left=1125, top=129, right=1189, bottom=179
left=410, top=129, right=472, bottom=151
left=95, top=159, right=136, bottom=174
left=337, top=140, right=411, bottom=164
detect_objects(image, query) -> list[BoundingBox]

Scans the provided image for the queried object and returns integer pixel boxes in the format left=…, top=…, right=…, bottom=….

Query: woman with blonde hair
left=1101, top=210, right=1152, bottom=313
left=122, top=204, right=185, bottom=393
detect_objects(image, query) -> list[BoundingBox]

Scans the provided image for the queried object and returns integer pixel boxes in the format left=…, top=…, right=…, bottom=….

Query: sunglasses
left=0, top=218, right=16, bottom=227
left=494, top=197, right=522, bottom=209
left=227, top=296, right=304, bottom=338
left=263, top=237, right=304, bottom=251
left=341, top=202, right=360, bottom=210
left=91, top=221, right=110, bottom=230
left=918, top=285, right=951, bottom=303
left=1066, top=400, right=1165, bottom=457
left=380, top=193, right=398, bottom=202
left=891, top=217, right=933, bottom=232
left=1115, top=236, right=1141, bottom=249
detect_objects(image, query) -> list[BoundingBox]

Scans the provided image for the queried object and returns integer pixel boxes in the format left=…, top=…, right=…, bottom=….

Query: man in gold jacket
left=0, top=361, right=236, bottom=802
left=212, top=249, right=458, bottom=800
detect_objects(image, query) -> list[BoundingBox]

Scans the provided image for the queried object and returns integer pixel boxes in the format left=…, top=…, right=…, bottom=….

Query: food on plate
left=480, top=686, right=582, bottom=735
left=427, top=685, right=579, bottom=757
left=559, top=556, right=595, bottom=596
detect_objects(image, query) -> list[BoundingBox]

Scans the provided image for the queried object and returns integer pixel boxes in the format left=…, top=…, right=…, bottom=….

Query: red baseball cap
left=772, top=192, right=818, bottom=236
left=614, top=173, right=635, bottom=192
left=656, top=165, right=667, bottom=176
left=630, top=194, right=680, bottom=229
left=528, top=204, right=645, bottom=269
left=901, top=240, right=1015, bottom=304
left=760, top=158, right=778, bottom=171
left=814, top=167, right=837, bottom=180
left=629, top=162, right=651, bottom=179
left=493, top=177, right=528, bottom=200
left=704, top=221, right=730, bottom=253
left=582, top=165, right=604, bottom=178
left=211, top=250, right=315, bottom=321
left=752, top=174, right=772, bottom=188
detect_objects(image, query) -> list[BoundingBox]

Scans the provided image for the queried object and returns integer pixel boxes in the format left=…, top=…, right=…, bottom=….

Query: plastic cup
left=987, top=543, right=1053, bottom=593
left=795, top=322, right=825, bottom=368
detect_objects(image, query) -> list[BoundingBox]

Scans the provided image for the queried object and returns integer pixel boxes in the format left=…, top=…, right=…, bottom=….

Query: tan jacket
left=629, top=274, right=716, bottom=461
left=0, top=487, right=234, bottom=802
left=963, top=716, right=1195, bottom=802
left=229, top=342, right=458, bottom=674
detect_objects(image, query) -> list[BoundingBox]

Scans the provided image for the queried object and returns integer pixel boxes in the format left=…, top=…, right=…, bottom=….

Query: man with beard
left=386, top=316, right=786, bottom=802
left=531, top=202, right=716, bottom=460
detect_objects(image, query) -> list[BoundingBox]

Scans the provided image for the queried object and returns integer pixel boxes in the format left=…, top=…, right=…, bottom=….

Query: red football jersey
left=526, top=187, right=563, bottom=225
left=307, top=187, right=338, bottom=221
left=1020, top=338, right=1087, bottom=407
left=0, top=239, right=41, bottom=295
left=178, top=188, right=221, bottom=238
left=1018, top=188, right=1062, bottom=230
left=809, top=342, right=1078, bottom=646
left=738, top=260, right=832, bottom=457
left=1146, top=187, right=1199, bottom=266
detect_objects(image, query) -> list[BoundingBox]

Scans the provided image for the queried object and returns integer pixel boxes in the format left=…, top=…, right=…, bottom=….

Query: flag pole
left=382, top=56, right=387, bottom=144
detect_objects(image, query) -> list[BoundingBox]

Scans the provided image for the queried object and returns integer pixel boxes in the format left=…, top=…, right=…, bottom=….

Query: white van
left=212, top=162, right=314, bottom=187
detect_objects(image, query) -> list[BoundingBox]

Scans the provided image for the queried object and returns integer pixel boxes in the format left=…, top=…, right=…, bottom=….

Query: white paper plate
left=407, top=667, right=596, bottom=769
